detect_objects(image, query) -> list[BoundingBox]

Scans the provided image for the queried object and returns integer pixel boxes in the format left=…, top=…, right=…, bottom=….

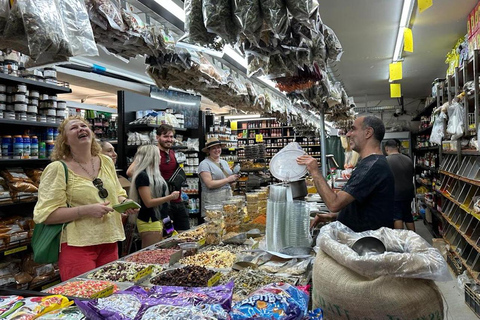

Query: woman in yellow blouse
left=34, top=116, right=137, bottom=281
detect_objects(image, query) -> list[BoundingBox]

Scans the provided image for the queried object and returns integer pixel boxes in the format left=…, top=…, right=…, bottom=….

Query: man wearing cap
left=198, top=137, right=239, bottom=217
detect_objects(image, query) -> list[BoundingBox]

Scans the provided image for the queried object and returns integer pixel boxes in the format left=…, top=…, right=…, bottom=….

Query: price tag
left=134, top=265, right=153, bottom=282
left=197, top=238, right=206, bottom=246
left=41, top=279, right=61, bottom=291
left=5, top=246, right=27, bottom=256
left=228, top=147, right=236, bottom=151
left=207, top=272, right=221, bottom=287
left=255, top=134, right=263, bottom=143
left=90, top=285, right=115, bottom=299
left=230, top=121, right=238, bottom=131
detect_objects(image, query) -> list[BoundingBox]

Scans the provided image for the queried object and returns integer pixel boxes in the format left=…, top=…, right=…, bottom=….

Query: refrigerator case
left=382, top=132, right=412, bottom=158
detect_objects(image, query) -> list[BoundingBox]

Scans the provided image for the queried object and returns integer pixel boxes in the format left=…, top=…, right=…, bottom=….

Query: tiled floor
left=415, top=220, right=478, bottom=320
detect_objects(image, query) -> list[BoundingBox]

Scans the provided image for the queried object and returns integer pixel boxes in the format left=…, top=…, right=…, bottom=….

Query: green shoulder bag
left=31, top=161, right=68, bottom=264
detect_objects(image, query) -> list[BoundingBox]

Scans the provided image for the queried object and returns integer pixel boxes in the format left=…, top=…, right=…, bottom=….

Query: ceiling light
left=154, top=0, right=185, bottom=22
left=151, top=96, right=198, bottom=106
left=224, top=114, right=261, bottom=120
left=392, top=0, right=415, bottom=62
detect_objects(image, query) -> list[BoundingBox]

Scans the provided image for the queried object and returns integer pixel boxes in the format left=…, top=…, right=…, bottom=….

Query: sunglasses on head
left=92, top=178, right=109, bottom=199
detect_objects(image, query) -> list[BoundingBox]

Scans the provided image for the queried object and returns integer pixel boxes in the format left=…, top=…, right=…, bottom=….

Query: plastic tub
left=177, top=242, right=199, bottom=257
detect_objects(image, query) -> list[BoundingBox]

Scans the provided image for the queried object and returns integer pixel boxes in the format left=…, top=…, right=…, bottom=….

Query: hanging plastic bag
left=1, top=1, right=28, bottom=53
left=284, top=0, right=313, bottom=24
left=323, top=24, right=343, bottom=62
left=183, top=0, right=216, bottom=46
left=18, top=0, right=72, bottom=61
left=429, top=111, right=446, bottom=145
left=259, top=0, right=288, bottom=40
left=202, top=0, right=238, bottom=44
left=232, top=0, right=263, bottom=46
left=446, top=101, right=464, bottom=140
left=56, top=0, right=98, bottom=58
left=0, top=0, right=8, bottom=33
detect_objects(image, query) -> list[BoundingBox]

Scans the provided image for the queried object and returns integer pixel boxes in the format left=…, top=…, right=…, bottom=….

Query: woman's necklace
left=72, top=156, right=96, bottom=180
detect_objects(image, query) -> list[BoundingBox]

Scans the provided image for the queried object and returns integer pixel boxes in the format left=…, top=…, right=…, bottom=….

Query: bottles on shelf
left=415, top=135, right=433, bottom=148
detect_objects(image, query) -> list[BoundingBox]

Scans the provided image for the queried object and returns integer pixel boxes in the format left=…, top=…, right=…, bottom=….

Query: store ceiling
left=320, top=0, right=476, bottom=115
left=58, top=0, right=476, bottom=120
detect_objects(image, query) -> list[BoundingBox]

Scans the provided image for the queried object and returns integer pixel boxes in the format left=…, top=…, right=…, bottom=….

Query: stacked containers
left=223, top=200, right=240, bottom=232
left=204, top=205, right=224, bottom=245
left=285, top=200, right=312, bottom=248
left=266, top=185, right=288, bottom=252
left=245, top=192, right=259, bottom=220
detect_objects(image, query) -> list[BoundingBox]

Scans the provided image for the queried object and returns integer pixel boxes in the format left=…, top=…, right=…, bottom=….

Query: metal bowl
left=351, top=237, right=386, bottom=256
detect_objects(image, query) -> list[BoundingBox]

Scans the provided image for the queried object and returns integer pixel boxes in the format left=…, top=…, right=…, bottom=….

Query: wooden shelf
left=440, top=170, right=480, bottom=189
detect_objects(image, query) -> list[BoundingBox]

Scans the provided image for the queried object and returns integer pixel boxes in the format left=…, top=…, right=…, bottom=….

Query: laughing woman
left=34, top=116, right=137, bottom=281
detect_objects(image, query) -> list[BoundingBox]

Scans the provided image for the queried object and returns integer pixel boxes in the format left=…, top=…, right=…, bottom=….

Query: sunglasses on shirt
left=93, top=178, right=109, bottom=199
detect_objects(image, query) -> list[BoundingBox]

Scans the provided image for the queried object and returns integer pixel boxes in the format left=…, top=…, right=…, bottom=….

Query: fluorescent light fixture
left=151, top=96, right=198, bottom=106
left=224, top=114, right=262, bottom=120
left=392, top=0, right=414, bottom=62
left=257, top=76, right=278, bottom=91
left=155, top=0, right=185, bottom=22
left=223, top=45, right=247, bottom=69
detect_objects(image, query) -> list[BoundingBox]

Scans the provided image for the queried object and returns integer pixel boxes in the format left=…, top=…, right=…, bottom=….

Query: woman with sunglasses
left=129, top=145, right=180, bottom=248
left=198, top=137, right=239, bottom=217
left=34, top=116, right=137, bottom=281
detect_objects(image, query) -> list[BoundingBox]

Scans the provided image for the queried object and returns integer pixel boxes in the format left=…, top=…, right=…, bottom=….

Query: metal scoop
left=351, top=236, right=386, bottom=256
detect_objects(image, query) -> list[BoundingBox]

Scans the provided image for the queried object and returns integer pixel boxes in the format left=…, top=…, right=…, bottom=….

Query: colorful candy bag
left=0, top=295, right=73, bottom=319
left=230, top=283, right=309, bottom=320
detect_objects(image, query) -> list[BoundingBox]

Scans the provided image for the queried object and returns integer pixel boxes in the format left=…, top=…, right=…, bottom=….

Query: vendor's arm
left=200, top=171, right=238, bottom=190
left=138, top=186, right=179, bottom=208
left=297, top=155, right=354, bottom=212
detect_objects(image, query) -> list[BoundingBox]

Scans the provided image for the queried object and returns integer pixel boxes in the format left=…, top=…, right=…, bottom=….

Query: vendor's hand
left=88, top=202, right=114, bottom=218
left=297, top=155, right=320, bottom=174
left=310, top=212, right=337, bottom=228
left=170, top=191, right=180, bottom=200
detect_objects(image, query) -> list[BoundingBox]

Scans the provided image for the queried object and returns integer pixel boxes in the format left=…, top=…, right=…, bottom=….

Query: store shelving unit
left=0, top=76, right=71, bottom=290
left=117, top=91, right=205, bottom=226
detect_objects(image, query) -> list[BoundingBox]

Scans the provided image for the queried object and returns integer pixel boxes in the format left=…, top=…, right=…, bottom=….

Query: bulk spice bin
left=0, top=222, right=316, bottom=318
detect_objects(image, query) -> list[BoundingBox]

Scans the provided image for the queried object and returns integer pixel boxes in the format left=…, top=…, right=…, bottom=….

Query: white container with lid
left=13, top=93, right=26, bottom=103
left=14, top=102, right=27, bottom=112
left=15, top=112, right=27, bottom=121
left=39, top=100, right=56, bottom=109
left=14, top=83, right=27, bottom=93
left=56, top=109, right=66, bottom=117
left=46, top=116, right=56, bottom=123
left=56, top=101, right=67, bottom=109
left=29, top=90, right=39, bottom=98
left=0, top=93, right=5, bottom=102
left=43, top=68, right=57, bottom=78
left=27, top=105, right=37, bottom=114
left=37, top=115, right=47, bottom=123
left=26, top=113, right=36, bottom=122
left=28, top=98, right=38, bottom=106
left=5, top=104, right=13, bottom=111
left=4, top=111, right=14, bottom=120
left=47, top=95, right=57, bottom=101
left=39, top=108, right=56, bottom=116
left=56, top=116, right=64, bottom=124
left=0, top=103, right=5, bottom=111
left=0, top=84, right=5, bottom=92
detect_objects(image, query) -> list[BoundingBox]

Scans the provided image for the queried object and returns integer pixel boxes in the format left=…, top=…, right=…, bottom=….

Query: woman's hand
left=85, top=202, right=114, bottom=218
left=228, top=174, right=239, bottom=183
left=169, top=191, right=180, bottom=200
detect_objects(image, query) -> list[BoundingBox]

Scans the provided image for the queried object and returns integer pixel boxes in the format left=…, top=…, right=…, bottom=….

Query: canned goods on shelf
left=1, top=135, right=11, bottom=159
left=12, top=135, right=23, bottom=159
left=37, top=115, right=47, bottom=123
left=29, top=90, right=39, bottom=98
left=14, top=102, right=27, bottom=112
left=43, top=67, right=57, bottom=79
left=4, top=111, right=14, bottom=120
left=15, top=112, right=27, bottom=121
left=13, top=83, right=27, bottom=93
left=38, top=141, right=46, bottom=159
left=27, top=105, right=37, bottom=114
left=4, top=60, right=18, bottom=76
left=26, top=113, right=36, bottom=122
left=27, top=98, right=38, bottom=106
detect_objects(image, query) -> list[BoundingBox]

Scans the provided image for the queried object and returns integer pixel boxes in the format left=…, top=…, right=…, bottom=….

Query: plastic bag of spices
left=183, top=0, right=217, bottom=47
left=284, top=0, right=313, bottom=25
left=259, top=0, right=288, bottom=40
left=202, top=0, right=238, bottom=44
left=232, top=0, right=263, bottom=46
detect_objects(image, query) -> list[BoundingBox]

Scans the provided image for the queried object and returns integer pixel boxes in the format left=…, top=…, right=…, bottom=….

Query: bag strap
left=59, top=160, right=68, bottom=183
left=213, top=161, right=230, bottom=178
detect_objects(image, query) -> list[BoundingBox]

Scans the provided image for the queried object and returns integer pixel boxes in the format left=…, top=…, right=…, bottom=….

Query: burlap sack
left=312, top=250, right=444, bottom=320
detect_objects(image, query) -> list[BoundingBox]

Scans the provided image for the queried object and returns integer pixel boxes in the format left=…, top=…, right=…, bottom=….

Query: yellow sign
left=134, top=265, right=154, bottom=282
left=404, top=28, right=413, bottom=52
left=390, top=83, right=401, bottom=98
left=389, top=62, right=402, bottom=81
left=230, top=121, right=237, bottom=131
left=90, top=286, right=115, bottom=299
left=207, top=272, right=222, bottom=287
left=418, top=0, right=433, bottom=13
left=255, top=134, right=264, bottom=143
left=5, top=245, right=27, bottom=256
